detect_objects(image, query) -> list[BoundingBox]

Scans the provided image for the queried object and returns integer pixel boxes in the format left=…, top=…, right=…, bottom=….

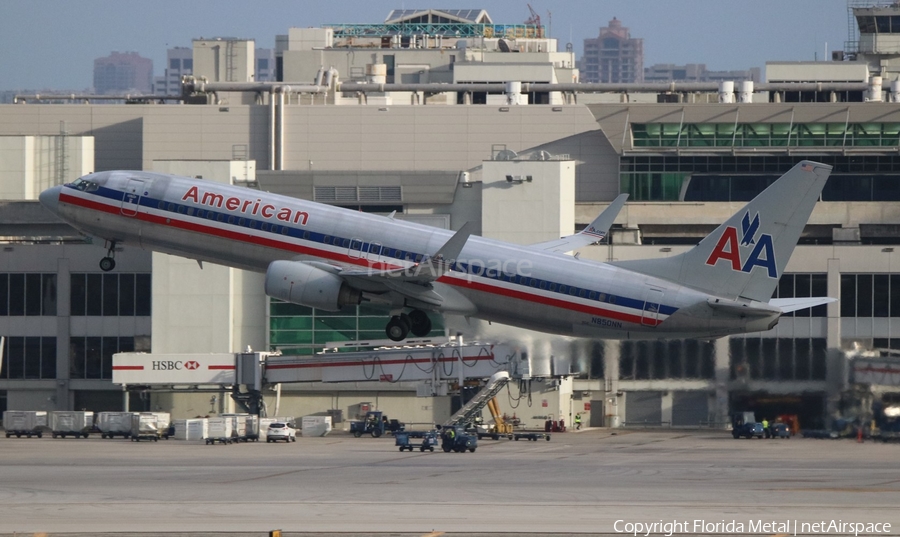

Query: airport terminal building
left=2, top=7, right=900, bottom=432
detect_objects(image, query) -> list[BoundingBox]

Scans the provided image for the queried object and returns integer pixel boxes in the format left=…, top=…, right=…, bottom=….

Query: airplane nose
left=39, top=185, right=62, bottom=214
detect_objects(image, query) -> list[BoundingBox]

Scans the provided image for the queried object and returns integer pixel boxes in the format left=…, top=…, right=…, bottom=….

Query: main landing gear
left=99, top=241, right=117, bottom=272
left=385, top=309, right=433, bottom=341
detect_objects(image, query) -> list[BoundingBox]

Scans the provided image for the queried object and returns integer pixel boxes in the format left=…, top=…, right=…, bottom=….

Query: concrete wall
left=0, top=136, right=94, bottom=199
left=481, top=159, right=574, bottom=244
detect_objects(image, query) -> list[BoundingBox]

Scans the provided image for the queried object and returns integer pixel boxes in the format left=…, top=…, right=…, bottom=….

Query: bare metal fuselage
left=50, top=171, right=778, bottom=340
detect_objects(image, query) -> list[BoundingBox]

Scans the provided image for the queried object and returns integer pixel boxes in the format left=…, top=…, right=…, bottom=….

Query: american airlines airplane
left=38, top=161, right=835, bottom=342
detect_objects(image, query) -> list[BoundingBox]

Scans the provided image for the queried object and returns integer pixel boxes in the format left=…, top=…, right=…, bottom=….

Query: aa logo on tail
left=705, top=211, right=777, bottom=278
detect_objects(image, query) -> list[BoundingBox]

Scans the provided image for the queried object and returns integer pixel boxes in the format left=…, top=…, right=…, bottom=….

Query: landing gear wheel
left=385, top=315, right=410, bottom=341
left=408, top=309, right=432, bottom=337
left=99, top=257, right=116, bottom=272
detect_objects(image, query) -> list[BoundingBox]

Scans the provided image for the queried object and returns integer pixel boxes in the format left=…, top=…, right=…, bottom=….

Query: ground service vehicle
left=441, top=426, right=477, bottom=453
left=770, top=423, right=791, bottom=438
left=734, top=422, right=765, bottom=439
left=350, top=411, right=404, bottom=438
left=266, top=422, right=296, bottom=443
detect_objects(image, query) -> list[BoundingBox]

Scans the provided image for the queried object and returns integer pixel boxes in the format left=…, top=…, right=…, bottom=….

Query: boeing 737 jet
left=39, top=161, right=835, bottom=342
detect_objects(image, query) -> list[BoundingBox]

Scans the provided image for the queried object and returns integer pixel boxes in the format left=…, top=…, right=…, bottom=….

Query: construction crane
left=525, top=4, right=544, bottom=38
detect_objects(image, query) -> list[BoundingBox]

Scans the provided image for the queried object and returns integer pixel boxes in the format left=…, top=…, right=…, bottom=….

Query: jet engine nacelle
left=265, top=260, right=361, bottom=312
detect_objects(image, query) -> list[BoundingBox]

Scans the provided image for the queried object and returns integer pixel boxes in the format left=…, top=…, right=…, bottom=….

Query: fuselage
left=41, top=170, right=777, bottom=340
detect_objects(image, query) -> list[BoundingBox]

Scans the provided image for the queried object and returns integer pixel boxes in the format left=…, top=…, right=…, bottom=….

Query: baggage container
left=243, top=414, right=259, bottom=442
left=173, top=418, right=208, bottom=440
left=221, top=413, right=257, bottom=442
left=301, top=415, right=333, bottom=437
left=149, top=412, right=172, bottom=439
left=96, top=412, right=135, bottom=439
left=3, top=410, right=47, bottom=438
left=50, top=411, right=94, bottom=438
left=206, top=417, right=234, bottom=444
left=130, top=413, right=163, bottom=442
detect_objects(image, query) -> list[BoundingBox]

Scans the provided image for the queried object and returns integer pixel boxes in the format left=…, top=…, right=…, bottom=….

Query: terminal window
left=0, top=274, right=57, bottom=316
left=70, top=273, right=151, bottom=317
left=0, top=337, right=56, bottom=380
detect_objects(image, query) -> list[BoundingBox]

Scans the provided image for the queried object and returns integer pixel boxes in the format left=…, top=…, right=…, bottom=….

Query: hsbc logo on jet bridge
left=705, top=211, right=777, bottom=278
left=152, top=360, right=200, bottom=371
left=112, top=353, right=236, bottom=385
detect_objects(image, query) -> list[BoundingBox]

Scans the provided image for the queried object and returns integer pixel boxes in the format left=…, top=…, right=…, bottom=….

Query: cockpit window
left=70, top=178, right=100, bottom=192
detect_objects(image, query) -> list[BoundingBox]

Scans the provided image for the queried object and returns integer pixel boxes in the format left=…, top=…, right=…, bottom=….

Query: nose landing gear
left=384, top=309, right=433, bottom=341
left=99, top=241, right=117, bottom=272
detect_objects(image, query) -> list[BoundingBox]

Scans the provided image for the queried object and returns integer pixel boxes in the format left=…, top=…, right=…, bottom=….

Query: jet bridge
left=113, top=342, right=518, bottom=402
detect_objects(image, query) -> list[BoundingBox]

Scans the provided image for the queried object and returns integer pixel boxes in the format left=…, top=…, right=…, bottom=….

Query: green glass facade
left=632, top=122, right=900, bottom=148
left=269, top=299, right=446, bottom=355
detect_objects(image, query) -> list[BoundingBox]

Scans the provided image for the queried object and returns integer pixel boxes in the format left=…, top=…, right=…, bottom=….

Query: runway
left=0, top=428, right=897, bottom=535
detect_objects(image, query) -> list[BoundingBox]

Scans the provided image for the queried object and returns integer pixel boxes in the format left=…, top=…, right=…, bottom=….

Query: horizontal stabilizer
left=769, top=297, right=836, bottom=314
left=531, top=194, right=627, bottom=253
left=707, top=297, right=781, bottom=317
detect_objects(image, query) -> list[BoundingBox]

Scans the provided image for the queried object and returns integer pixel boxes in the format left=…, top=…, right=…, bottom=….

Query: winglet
left=530, top=194, right=628, bottom=253
left=431, top=221, right=475, bottom=265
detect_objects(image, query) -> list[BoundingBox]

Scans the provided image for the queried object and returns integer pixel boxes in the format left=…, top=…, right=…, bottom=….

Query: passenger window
left=324, top=236, right=332, bottom=245
left=549, top=283, right=557, bottom=291
left=271, top=225, right=279, bottom=234
left=261, top=222, right=269, bottom=231
left=531, top=280, right=539, bottom=288
left=559, top=285, right=567, bottom=294
left=207, top=211, right=215, bottom=220
left=569, top=287, right=577, bottom=296
left=158, top=201, right=165, bottom=210
left=342, top=239, right=350, bottom=248
left=217, top=214, right=225, bottom=222
left=167, top=203, right=175, bottom=212
left=178, top=206, right=186, bottom=214
left=249, top=220, right=257, bottom=229
left=187, top=207, right=195, bottom=216
left=351, top=239, right=362, bottom=250
left=579, top=289, right=587, bottom=298
left=281, top=227, right=289, bottom=235
left=238, top=218, right=245, bottom=226
left=598, top=293, right=606, bottom=302
left=609, top=295, right=616, bottom=304
left=303, top=231, right=310, bottom=240
left=540, top=281, right=548, bottom=290
left=227, top=216, right=235, bottom=224
left=590, top=291, right=598, bottom=300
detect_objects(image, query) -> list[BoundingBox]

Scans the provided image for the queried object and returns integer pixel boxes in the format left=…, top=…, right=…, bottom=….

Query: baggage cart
left=96, top=412, right=135, bottom=439
left=50, top=411, right=94, bottom=438
left=3, top=410, right=47, bottom=438
left=395, top=430, right=437, bottom=452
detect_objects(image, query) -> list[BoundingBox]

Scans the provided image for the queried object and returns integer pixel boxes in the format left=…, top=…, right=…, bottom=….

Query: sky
left=1, top=0, right=851, bottom=91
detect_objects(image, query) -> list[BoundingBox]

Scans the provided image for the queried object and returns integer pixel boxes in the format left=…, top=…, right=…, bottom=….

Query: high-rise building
left=256, top=48, right=275, bottom=82
left=153, top=47, right=193, bottom=96
left=93, top=51, right=153, bottom=95
left=581, top=17, right=643, bottom=83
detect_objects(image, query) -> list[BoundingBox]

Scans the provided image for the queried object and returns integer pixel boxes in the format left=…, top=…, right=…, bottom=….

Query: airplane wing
left=530, top=194, right=627, bottom=253
left=768, top=297, right=837, bottom=314
left=336, top=223, right=477, bottom=311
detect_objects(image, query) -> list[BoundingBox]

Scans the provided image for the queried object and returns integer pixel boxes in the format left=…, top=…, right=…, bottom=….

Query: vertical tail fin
left=610, top=160, right=832, bottom=302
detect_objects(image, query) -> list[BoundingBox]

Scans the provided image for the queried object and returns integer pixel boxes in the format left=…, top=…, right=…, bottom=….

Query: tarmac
left=0, top=427, right=898, bottom=536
